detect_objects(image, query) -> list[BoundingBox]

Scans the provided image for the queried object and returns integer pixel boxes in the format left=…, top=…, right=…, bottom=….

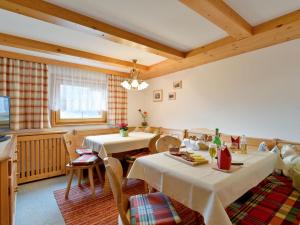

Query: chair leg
left=95, top=164, right=103, bottom=184
left=88, top=167, right=96, bottom=197
left=148, top=184, right=155, bottom=193
left=124, top=162, right=133, bottom=187
left=77, top=169, right=82, bottom=186
left=103, top=172, right=111, bottom=194
left=65, top=169, right=74, bottom=199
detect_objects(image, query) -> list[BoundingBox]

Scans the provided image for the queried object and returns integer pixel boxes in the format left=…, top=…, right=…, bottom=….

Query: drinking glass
left=208, top=143, right=217, bottom=164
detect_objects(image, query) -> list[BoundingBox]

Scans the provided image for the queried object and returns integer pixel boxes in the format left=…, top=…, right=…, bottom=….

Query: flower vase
left=120, top=129, right=128, bottom=137
left=141, top=121, right=148, bottom=127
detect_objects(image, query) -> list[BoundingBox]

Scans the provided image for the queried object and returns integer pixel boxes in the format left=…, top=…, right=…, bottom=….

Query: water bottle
left=213, top=128, right=222, bottom=147
left=240, top=135, right=247, bottom=154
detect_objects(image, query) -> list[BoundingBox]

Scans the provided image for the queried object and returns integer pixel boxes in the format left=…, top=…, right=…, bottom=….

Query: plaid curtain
left=107, top=75, right=127, bottom=125
left=0, top=57, right=49, bottom=130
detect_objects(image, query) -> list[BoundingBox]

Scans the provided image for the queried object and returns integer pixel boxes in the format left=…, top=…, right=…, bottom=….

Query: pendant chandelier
left=121, top=59, right=149, bottom=90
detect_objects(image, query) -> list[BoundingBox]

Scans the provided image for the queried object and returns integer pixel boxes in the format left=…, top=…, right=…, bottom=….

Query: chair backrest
left=104, top=157, right=130, bottom=225
left=63, top=132, right=81, bottom=162
left=148, top=134, right=160, bottom=154
left=156, top=135, right=182, bottom=152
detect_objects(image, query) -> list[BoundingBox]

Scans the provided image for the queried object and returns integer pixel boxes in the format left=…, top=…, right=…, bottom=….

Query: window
left=48, top=66, right=107, bottom=126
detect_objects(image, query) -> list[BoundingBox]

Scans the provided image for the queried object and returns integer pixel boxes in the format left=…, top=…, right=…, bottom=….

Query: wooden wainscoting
left=73, top=127, right=119, bottom=147
left=275, top=139, right=300, bottom=152
left=16, top=131, right=68, bottom=184
left=160, top=128, right=187, bottom=140
left=186, top=128, right=215, bottom=138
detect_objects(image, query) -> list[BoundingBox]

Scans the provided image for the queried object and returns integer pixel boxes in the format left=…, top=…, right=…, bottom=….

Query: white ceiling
left=225, top=0, right=300, bottom=26
left=0, top=45, right=129, bottom=72
left=0, top=9, right=165, bottom=66
left=0, top=0, right=300, bottom=72
left=46, top=0, right=227, bottom=51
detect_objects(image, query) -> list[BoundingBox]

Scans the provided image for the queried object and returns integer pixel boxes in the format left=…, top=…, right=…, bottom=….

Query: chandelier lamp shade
left=121, top=59, right=149, bottom=90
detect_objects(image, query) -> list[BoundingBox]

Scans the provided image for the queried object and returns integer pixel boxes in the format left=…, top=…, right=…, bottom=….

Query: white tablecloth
left=128, top=149, right=278, bottom=225
left=83, top=132, right=156, bottom=158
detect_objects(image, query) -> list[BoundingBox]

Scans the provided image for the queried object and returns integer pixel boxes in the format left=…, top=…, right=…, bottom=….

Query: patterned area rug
left=54, top=175, right=300, bottom=225
left=226, top=175, right=300, bottom=225
left=54, top=179, right=204, bottom=225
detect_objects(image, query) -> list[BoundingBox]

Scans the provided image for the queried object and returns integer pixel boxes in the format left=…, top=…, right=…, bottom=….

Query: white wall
left=127, top=90, right=146, bottom=126
left=128, top=39, right=300, bottom=141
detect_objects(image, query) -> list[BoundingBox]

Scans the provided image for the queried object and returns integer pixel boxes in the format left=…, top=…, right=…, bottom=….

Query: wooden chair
left=63, top=132, right=103, bottom=198
left=156, top=135, right=182, bottom=152
left=104, top=157, right=181, bottom=225
left=126, top=134, right=160, bottom=173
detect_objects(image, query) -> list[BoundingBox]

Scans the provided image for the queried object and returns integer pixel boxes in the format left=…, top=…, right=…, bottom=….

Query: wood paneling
left=159, top=128, right=187, bottom=140
left=142, top=10, right=300, bottom=79
left=0, top=136, right=17, bottom=225
left=0, top=33, right=149, bottom=71
left=275, top=139, right=300, bottom=151
left=74, top=128, right=120, bottom=147
left=180, top=0, right=252, bottom=39
left=220, top=133, right=276, bottom=149
left=186, top=128, right=215, bottom=138
left=0, top=0, right=184, bottom=60
left=186, top=129, right=277, bottom=149
left=0, top=49, right=130, bottom=77
left=16, top=131, right=67, bottom=184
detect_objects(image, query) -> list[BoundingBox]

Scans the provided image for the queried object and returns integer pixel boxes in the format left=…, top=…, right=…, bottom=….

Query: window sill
left=51, top=122, right=108, bottom=127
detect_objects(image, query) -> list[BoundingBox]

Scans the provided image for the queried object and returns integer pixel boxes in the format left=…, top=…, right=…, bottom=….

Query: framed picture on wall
left=173, top=80, right=182, bottom=89
left=168, top=92, right=176, bottom=100
left=153, top=90, right=163, bottom=102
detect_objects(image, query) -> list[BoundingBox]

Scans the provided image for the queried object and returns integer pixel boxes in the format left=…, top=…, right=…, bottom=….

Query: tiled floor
left=15, top=175, right=77, bottom=225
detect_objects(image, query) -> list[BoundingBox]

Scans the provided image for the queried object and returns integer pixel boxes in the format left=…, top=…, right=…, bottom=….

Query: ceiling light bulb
left=140, top=81, right=149, bottom=89
left=121, top=80, right=131, bottom=90
left=131, top=79, right=139, bottom=88
left=137, top=84, right=143, bottom=90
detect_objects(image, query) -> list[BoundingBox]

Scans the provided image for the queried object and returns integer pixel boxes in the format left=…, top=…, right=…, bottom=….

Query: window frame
left=51, top=110, right=107, bottom=126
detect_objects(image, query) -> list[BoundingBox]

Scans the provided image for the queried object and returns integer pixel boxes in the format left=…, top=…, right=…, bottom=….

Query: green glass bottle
left=213, top=128, right=222, bottom=147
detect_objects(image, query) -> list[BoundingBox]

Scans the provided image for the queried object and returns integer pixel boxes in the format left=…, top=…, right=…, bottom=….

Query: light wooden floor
left=16, top=176, right=78, bottom=225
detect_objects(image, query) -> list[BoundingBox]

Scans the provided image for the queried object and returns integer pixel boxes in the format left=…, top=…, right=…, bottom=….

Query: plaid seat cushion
left=226, top=174, right=300, bottom=225
left=72, top=154, right=98, bottom=166
left=75, top=148, right=94, bottom=155
left=130, top=192, right=181, bottom=225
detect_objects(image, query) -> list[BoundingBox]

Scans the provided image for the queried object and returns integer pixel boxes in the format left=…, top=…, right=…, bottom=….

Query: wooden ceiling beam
left=142, top=10, right=300, bottom=79
left=0, top=0, right=185, bottom=60
left=180, top=0, right=253, bottom=39
left=0, top=33, right=149, bottom=70
left=0, top=49, right=130, bottom=77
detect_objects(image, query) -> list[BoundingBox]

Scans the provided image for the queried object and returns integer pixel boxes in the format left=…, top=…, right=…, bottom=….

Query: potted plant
left=118, top=123, right=129, bottom=137
left=138, top=109, right=148, bottom=127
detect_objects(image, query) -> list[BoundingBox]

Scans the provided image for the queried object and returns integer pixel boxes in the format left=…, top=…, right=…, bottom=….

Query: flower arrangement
left=138, top=109, right=148, bottom=126
left=118, top=123, right=128, bottom=131
left=118, top=123, right=128, bottom=137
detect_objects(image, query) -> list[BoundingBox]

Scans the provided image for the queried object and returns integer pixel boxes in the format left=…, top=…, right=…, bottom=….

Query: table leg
left=95, top=164, right=103, bottom=184
left=77, top=169, right=82, bottom=186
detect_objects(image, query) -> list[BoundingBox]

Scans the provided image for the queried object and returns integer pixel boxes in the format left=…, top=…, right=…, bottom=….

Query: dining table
left=83, top=131, right=157, bottom=159
left=127, top=148, right=280, bottom=225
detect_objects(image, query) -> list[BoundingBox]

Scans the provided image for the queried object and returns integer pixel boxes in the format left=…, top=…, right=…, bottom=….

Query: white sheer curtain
left=48, top=65, right=107, bottom=113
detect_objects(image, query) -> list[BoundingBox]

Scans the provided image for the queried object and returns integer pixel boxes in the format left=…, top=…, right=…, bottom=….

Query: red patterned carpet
left=54, top=179, right=204, bottom=225
left=226, top=175, right=300, bottom=225
left=54, top=175, right=300, bottom=225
